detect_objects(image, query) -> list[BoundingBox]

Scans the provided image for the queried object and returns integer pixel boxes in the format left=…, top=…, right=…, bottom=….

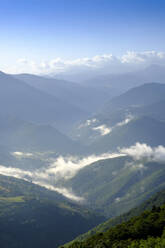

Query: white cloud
left=0, top=152, right=126, bottom=201
left=0, top=165, right=83, bottom=201
left=93, top=125, right=112, bottom=136
left=32, top=181, right=84, bottom=202
left=12, top=151, right=33, bottom=158
left=153, top=146, right=165, bottom=162
left=116, top=115, right=134, bottom=127
left=121, top=51, right=165, bottom=65
left=78, top=118, right=97, bottom=128
left=120, top=143, right=153, bottom=161
left=115, top=197, right=121, bottom=203
left=90, top=115, right=134, bottom=137
left=2, top=144, right=165, bottom=201
left=3, top=51, right=165, bottom=75
left=119, top=143, right=165, bottom=163
left=0, top=165, right=32, bottom=180
left=44, top=152, right=125, bottom=180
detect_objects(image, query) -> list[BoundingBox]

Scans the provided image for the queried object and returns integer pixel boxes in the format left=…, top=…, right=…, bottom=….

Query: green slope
left=0, top=174, right=104, bottom=248
left=64, top=201, right=165, bottom=248
left=64, top=156, right=165, bottom=217
left=64, top=188, right=165, bottom=246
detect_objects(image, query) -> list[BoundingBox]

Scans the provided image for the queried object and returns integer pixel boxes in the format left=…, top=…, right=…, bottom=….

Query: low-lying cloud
left=0, top=165, right=84, bottom=201
left=40, top=153, right=126, bottom=181
left=78, top=118, right=97, bottom=129
left=2, top=143, right=165, bottom=201
left=120, top=143, right=165, bottom=163
left=12, top=151, right=34, bottom=158
left=116, top=115, right=134, bottom=127
left=32, top=181, right=84, bottom=202
left=86, top=115, right=134, bottom=137
left=93, top=125, right=112, bottom=136
left=0, top=152, right=125, bottom=201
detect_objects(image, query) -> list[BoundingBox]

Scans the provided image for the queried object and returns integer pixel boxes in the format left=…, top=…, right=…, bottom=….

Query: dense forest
left=64, top=204, right=165, bottom=248
left=64, top=188, right=165, bottom=245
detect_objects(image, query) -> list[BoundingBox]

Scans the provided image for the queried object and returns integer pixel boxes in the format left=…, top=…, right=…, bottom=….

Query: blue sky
left=0, top=0, right=165, bottom=74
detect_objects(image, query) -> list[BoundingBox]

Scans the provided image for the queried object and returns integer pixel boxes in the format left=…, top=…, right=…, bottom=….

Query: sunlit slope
left=64, top=155, right=165, bottom=217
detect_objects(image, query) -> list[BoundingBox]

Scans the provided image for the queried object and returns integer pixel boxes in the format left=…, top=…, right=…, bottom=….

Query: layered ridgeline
left=71, top=83, right=165, bottom=153
left=61, top=84, right=165, bottom=218
left=0, top=71, right=88, bottom=133
left=0, top=82, right=165, bottom=220
left=63, top=188, right=165, bottom=246
left=0, top=174, right=104, bottom=248
left=0, top=113, right=86, bottom=173
left=0, top=71, right=165, bottom=248
left=81, top=64, right=165, bottom=91
left=63, top=200, right=165, bottom=248
left=0, top=114, right=85, bottom=155
left=14, top=74, right=118, bottom=114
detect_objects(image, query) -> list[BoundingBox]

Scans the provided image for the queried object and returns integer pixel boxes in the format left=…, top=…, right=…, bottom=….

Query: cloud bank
left=0, top=152, right=125, bottom=201
left=120, top=143, right=165, bottom=163
left=4, top=51, right=165, bottom=75
left=1, top=143, right=165, bottom=201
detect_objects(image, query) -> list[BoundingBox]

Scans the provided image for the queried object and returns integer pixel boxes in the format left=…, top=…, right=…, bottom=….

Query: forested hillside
left=64, top=203, right=165, bottom=248
left=0, top=175, right=104, bottom=248
left=64, top=188, right=165, bottom=245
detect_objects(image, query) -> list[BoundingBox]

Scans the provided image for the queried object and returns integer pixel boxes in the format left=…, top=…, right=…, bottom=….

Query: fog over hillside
left=0, top=151, right=126, bottom=201
left=0, top=142, right=165, bottom=203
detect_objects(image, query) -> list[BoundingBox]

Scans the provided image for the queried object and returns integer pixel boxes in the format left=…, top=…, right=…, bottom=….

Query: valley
left=0, top=65, right=165, bottom=247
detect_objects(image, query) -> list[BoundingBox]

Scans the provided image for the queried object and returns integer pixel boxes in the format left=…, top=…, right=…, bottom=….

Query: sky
left=0, top=0, right=165, bottom=74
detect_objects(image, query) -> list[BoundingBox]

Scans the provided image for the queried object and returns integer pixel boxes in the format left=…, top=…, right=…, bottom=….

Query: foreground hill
left=0, top=175, right=104, bottom=248
left=64, top=203, right=165, bottom=248
left=64, top=188, right=165, bottom=245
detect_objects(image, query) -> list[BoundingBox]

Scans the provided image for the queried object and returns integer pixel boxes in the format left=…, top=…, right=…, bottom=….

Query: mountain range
left=71, top=83, right=165, bottom=153
left=0, top=71, right=88, bottom=133
left=14, top=73, right=117, bottom=114
left=0, top=65, right=165, bottom=247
